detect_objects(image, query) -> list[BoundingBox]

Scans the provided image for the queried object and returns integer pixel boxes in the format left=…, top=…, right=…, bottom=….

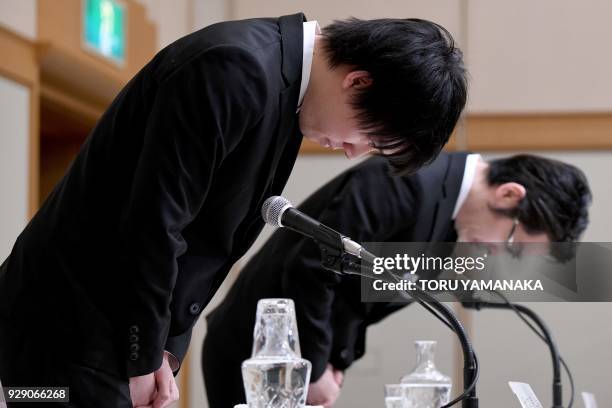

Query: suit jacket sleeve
left=280, top=164, right=417, bottom=381
left=330, top=159, right=466, bottom=372
left=119, top=46, right=267, bottom=377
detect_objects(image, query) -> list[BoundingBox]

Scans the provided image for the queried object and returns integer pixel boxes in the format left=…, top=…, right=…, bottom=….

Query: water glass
left=385, top=384, right=407, bottom=408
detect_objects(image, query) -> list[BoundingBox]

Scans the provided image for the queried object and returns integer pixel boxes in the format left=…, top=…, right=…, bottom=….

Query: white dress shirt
left=452, top=154, right=482, bottom=219
left=297, top=20, right=320, bottom=112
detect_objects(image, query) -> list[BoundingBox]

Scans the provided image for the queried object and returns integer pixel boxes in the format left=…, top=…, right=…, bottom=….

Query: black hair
left=322, top=18, right=468, bottom=175
left=487, top=155, right=592, bottom=261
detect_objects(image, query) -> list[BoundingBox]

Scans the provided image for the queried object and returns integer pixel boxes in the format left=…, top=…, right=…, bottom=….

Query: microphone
left=261, top=195, right=479, bottom=407
left=261, top=196, right=376, bottom=263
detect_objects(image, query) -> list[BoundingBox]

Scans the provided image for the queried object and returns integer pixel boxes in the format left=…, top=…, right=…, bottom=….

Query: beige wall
left=467, top=0, right=612, bottom=113
left=228, top=0, right=612, bottom=114
left=193, top=0, right=228, bottom=30
left=136, top=0, right=191, bottom=49
left=0, top=0, right=37, bottom=39
left=0, top=77, right=31, bottom=260
left=231, top=0, right=463, bottom=38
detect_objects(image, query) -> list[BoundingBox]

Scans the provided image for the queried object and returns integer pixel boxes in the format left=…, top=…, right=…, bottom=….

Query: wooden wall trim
left=0, top=25, right=38, bottom=86
left=299, top=113, right=612, bottom=155
left=36, top=0, right=157, bottom=115
left=466, top=112, right=612, bottom=151
left=37, top=41, right=127, bottom=104
left=179, top=352, right=191, bottom=408
left=40, top=81, right=106, bottom=125
left=37, top=0, right=157, bottom=82
left=29, top=82, right=40, bottom=217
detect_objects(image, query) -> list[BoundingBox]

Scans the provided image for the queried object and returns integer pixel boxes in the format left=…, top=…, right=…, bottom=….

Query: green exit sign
left=83, top=0, right=126, bottom=65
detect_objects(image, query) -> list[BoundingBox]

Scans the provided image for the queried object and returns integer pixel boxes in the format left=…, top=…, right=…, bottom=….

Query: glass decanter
left=400, top=340, right=452, bottom=408
left=242, top=299, right=312, bottom=408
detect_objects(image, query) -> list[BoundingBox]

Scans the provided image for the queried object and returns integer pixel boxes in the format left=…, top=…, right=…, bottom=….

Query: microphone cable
left=385, top=270, right=480, bottom=408
left=486, top=290, right=574, bottom=408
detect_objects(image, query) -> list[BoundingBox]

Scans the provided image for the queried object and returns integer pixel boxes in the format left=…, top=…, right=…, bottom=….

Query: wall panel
left=0, top=77, right=31, bottom=259
left=467, top=0, right=612, bottom=113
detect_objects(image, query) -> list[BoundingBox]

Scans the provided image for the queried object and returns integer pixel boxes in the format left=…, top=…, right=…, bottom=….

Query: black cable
left=386, top=271, right=479, bottom=407
left=322, top=251, right=479, bottom=406
left=488, top=291, right=574, bottom=408
left=391, top=274, right=455, bottom=332
left=443, top=352, right=479, bottom=408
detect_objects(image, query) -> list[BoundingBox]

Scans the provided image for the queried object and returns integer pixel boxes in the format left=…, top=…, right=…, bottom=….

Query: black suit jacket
left=0, top=13, right=306, bottom=379
left=204, top=152, right=468, bottom=394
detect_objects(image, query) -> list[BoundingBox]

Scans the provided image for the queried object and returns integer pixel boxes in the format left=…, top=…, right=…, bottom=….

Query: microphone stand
left=317, top=242, right=479, bottom=408
left=463, top=298, right=565, bottom=408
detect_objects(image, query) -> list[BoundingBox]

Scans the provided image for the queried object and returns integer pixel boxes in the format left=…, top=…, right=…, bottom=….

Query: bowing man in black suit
left=0, top=14, right=467, bottom=407
left=202, top=152, right=591, bottom=408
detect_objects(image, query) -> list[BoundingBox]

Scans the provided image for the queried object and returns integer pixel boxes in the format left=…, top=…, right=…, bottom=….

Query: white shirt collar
left=452, top=154, right=482, bottom=220
left=297, top=20, right=320, bottom=112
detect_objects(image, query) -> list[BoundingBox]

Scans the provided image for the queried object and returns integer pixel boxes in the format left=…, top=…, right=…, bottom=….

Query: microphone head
left=261, top=196, right=293, bottom=227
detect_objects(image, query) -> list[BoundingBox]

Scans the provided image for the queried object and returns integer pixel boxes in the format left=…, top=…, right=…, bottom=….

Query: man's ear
left=342, top=70, right=373, bottom=90
left=493, top=182, right=527, bottom=209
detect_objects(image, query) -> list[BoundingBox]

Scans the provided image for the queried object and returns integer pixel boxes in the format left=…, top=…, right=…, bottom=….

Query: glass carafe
left=242, top=299, right=312, bottom=407
left=400, top=340, right=452, bottom=407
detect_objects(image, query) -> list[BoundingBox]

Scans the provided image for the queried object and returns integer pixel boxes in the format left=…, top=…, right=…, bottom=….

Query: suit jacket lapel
left=279, top=13, right=307, bottom=87
left=265, top=13, right=306, bottom=191
left=428, top=153, right=469, bottom=241
left=243, top=13, right=306, bottom=241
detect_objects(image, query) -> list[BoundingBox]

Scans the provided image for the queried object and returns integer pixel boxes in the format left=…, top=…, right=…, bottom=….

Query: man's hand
left=307, top=364, right=344, bottom=407
left=129, top=353, right=180, bottom=408
left=332, top=366, right=344, bottom=389
left=129, top=371, right=155, bottom=408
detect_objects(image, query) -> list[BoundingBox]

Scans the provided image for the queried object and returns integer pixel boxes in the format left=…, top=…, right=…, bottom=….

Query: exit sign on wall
left=82, top=0, right=126, bottom=65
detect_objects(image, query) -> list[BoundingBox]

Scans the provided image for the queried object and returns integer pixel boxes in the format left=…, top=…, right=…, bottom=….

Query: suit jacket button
left=130, top=325, right=139, bottom=334
left=129, top=334, right=139, bottom=343
left=339, top=348, right=351, bottom=361
left=189, top=302, right=201, bottom=315
left=130, top=343, right=140, bottom=352
left=129, top=352, right=139, bottom=361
